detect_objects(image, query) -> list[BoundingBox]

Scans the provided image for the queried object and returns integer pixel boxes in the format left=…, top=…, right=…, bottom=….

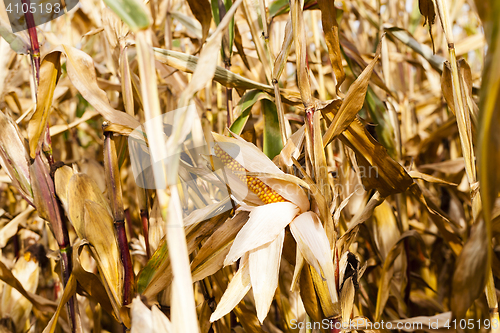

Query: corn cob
left=214, top=144, right=286, bottom=204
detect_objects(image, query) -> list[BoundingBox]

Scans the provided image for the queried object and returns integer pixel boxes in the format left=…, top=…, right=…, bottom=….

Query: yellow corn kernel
left=214, top=144, right=286, bottom=204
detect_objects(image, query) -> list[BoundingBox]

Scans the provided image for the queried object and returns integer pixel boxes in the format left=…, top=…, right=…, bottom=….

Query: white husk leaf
left=224, top=202, right=299, bottom=265
left=249, top=230, right=285, bottom=323
left=152, top=306, right=172, bottom=333
left=210, top=254, right=251, bottom=322
left=131, top=297, right=153, bottom=332
left=289, top=212, right=338, bottom=302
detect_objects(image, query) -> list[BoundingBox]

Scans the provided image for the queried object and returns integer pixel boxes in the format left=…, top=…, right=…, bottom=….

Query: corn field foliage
left=0, top=0, right=499, bottom=331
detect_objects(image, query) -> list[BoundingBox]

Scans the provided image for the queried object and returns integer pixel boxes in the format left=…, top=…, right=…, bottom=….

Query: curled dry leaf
left=28, top=51, right=61, bottom=158
left=0, top=260, right=57, bottom=313
left=451, top=217, right=489, bottom=320
left=48, top=45, right=142, bottom=138
left=290, top=0, right=312, bottom=107
left=317, top=0, right=345, bottom=92
left=323, top=37, right=383, bottom=144
left=186, top=0, right=212, bottom=42
left=191, top=211, right=248, bottom=282
left=0, top=111, right=32, bottom=203
left=2, top=257, right=39, bottom=331
left=83, top=200, right=123, bottom=320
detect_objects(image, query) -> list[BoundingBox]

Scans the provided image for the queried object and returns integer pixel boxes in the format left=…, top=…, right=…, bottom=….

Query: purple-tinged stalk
left=140, top=209, right=151, bottom=259
left=21, top=0, right=40, bottom=84
left=103, top=131, right=134, bottom=306
left=30, top=154, right=76, bottom=331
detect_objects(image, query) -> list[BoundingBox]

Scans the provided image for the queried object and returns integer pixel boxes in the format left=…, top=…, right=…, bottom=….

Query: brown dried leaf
left=321, top=103, right=413, bottom=196
left=42, top=274, right=77, bottom=333
left=65, top=173, right=111, bottom=239
left=317, top=0, right=345, bottom=92
left=0, top=260, right=57, bottom=313
left=323, top=37, right=383, bottom=143
left=418, top=0, right=436, bottom=26
left=451, top=217, right=489, bottom=320
left=0, top=111, right=32, bottom=203
left=84, top=200, right=123, bottom=319
left=28, top=52, right=61, bottom=158
left=290, top=0, right=312, bottom=107
left=186, top=0, right=212, bottom=42
left=191, top=211, right=248, bottom=282
left=48, top=45, right=141, bottom=132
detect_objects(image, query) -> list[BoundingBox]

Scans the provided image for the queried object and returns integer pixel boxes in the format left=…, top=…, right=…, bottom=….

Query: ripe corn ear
left=214, top=144, right=286, bottom=204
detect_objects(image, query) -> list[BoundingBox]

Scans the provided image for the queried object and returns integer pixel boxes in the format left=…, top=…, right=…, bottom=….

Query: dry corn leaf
left=375, top=230, right=423, bottom=321
left=373, top=200, right=401, bottom=261
left=272, top=18, right=293, bottom=81
left=0, top=207, right=34, bottom=249
left=290, top=0, right=311, bottom=107
left=1, top=257, right=39, bottom=331
left=139, top=208, right=229, bottom=302
left=179, top=0, right=243, bottom=106
left=0, top=260, right=57, bottom=313
left=186, top=0, right=212, bottom=42
left=385, top=27, right=445, bottom=73
left=191, top=211, right=248, bottom=282
left=408, top=170, right=457, bottom=186
left=313, top=111, right=332, bottom=219
left=83, top=200, right=123, bottom=319
left=322, top=105, right=413, bottom=196
left=72, top=240, right=114, bottom=317
left=28, top=52, right=61, bottom=158
left=451, top=217, right=489, bottom=320
left=0, top=111, right=32, bottom=203
left=171, top=11, right=203, bottom=40
left=154, top=48, right=302, bottom=105
left=323, top=38, right=383, bottom=144
left=48, top=45, right=142, bottom=134
left=64, top=172, right=111, bottom=238
left=42, top=274, right=77, bottom=333
left=317, top=0, right=345, bottom=92
left=120, top=46, right=135, bottom=117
